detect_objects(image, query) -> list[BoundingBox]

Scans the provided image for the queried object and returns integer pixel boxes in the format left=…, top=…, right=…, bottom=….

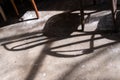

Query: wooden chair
left=10, top=0, right=39, bottom=18
left=0, top=0, right=7, bottom=21
left=0, top=5, right=7, bottom=21
left=10, top=0, right=19, bottom=15
left=31, top=0, right=39, bottom=18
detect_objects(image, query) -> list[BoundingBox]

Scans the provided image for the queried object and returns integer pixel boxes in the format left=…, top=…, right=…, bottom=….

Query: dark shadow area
left=43, top=12, right=81, bottom=37
left=37, top=0, right=110, bottom=11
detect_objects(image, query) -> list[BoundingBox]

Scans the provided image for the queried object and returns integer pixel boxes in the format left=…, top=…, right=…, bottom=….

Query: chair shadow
left=1, top=12, right=81, bottom=53
left=43, top=12, right=81, bottom=37
left=43, top=11, right=120, bottom=57
left=1, top=11, right=120, bottom=56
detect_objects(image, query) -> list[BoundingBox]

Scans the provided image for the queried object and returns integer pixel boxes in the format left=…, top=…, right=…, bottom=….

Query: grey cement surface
left=0, top=10, right=120, bottom=80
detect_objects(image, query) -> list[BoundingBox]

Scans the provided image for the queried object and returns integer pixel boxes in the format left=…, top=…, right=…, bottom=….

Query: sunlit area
left=1, top=0, right=120, bottom=80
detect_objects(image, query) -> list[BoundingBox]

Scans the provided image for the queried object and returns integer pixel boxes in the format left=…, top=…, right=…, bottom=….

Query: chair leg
left=0, top=6, right=7, bottom=21
left=31, top=0, right=39, bottom=18
left=10, top=0, right=19, bottom=15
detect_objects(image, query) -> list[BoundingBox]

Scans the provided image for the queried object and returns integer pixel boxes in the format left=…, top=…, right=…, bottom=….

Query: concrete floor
left=1, top=1, right=120, bottom=80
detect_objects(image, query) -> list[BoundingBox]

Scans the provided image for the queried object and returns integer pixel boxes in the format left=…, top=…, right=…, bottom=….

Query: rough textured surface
left=0, top=1, right=120, bottom=80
